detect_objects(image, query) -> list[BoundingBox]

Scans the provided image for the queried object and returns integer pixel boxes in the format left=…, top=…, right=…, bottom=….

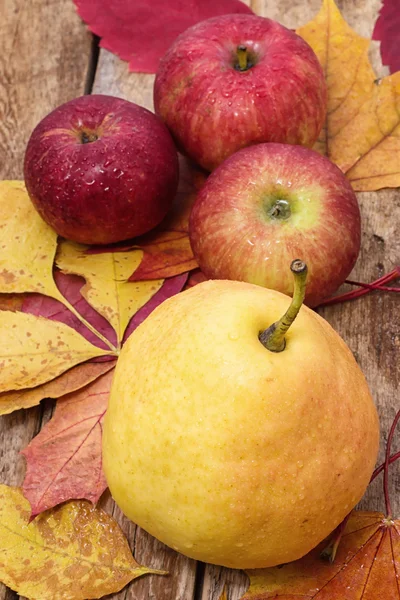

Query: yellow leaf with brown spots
left=0, top=311, right=108, bottom=393
left=297, top=0, right=400, bottom=191
left=0, top=181, right=60, bottom=297
left=0, top=360, right=116, bottom=415
left=0, top=485, right=166, bottom=600
left=56, top=241, right=163, bottom=343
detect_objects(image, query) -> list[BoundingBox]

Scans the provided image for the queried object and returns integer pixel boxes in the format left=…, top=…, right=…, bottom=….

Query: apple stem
left=236, top=45, right=249, bottom=71
left=259, top=259, right=308, bottom=352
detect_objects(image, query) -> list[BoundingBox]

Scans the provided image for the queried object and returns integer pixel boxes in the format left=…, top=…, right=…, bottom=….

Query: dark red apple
left=189, top=144, right=361, bottom=307
left=24, top=95, right=179, bottom=245
left=154, top=14, right=326, bottom=172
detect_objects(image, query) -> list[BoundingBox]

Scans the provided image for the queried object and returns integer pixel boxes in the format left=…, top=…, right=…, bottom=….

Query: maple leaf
left=22, top=369, right=115, bottom=517
left=373, top=0, right=400, bottom=74
left=0, top=485, right=166, bottom=600
left=73, top=0, right=253, bottom=74
left=297, top=0, right=400, bottom=191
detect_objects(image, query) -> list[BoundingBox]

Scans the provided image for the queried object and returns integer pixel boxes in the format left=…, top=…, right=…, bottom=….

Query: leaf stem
left=370, top=450, right=400, bottom=483
left=259, top=260, right=307, bottom=352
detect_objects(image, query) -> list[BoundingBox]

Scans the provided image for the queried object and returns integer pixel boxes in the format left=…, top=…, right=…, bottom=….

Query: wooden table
left=0, top=0, right=399, bottom=598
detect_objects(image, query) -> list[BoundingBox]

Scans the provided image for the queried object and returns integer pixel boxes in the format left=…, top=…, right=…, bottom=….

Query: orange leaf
left=297, top=0, right=400, bottom=191
left=0, top=293, right=25, bottom=312
left=22, top=369, right=114, bottom=517
left=243, top=511, right=400, bottom=599
left=129, top=157, right=205, bottom=280
left=0, top=359, right=115, bottom=416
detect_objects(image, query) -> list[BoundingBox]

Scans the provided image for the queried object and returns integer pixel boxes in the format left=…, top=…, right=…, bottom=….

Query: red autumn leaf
left=73, top=0, right=253, bottom=74
left=243, top=511, right=400, bottom=599
left=22, top=270, right=117, bottom=351
left=373, top=0, right=400, bottom=74
left=123, top=272, right=188, bottom=342
left=22, top=369, right=114, bottom=518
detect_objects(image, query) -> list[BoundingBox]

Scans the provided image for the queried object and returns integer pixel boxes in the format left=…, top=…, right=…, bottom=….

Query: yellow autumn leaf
left=297, top=0, right=400, bottom=191
left=56, top=241, right=163, bottom=343
left=0, top=485, right=165, bottom=600
left=0, top=311, right=108, bottom=392
left=0, top=181, right=60, bottom=297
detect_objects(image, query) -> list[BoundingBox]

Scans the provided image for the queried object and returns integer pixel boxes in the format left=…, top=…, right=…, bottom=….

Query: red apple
left=189, top=144, right=361, bottom=307
left=24, top=95, right=179, bottom=245
left=154, top=14, right=326, bottom=172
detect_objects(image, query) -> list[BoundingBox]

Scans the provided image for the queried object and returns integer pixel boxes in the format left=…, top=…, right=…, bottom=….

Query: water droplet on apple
left=184, top=542, right=194, bottom=549
left=229, top=332, right=239, bottom=341
left=113, top=168, right=124, bottom=178
left=85, top=179, right=96, bottom=186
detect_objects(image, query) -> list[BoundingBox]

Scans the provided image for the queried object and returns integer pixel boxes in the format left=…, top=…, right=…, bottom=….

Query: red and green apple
left=154, top=14, right=327, bottom=171
left=189, top=143, right=361, bottom=307
left=24, top=94, right=179, bottom=245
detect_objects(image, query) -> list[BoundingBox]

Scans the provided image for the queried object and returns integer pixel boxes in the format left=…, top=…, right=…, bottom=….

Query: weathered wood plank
left=0, top=0, right=92, bottom=598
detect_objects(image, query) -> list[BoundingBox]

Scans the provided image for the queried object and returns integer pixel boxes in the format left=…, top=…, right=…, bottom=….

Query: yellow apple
left=102, top=279, right=379, bottom=569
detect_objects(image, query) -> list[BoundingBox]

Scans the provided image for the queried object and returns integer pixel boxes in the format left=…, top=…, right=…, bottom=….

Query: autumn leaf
left=22, top=369, right=115, bottom=517
left=73, top=0, right=253, bottom=74
left=297, top=0, right=400, bottom=191
left=56, top=241, right=163, bottom=343
left=0, top=311, right=108, bottom=393
left=0, top=485, right=165, bottom=599
left=242, top=511, right=400, bottom=599
left=0, top=360, right=115, bottom=416
left=373, top=0, right=400, bottom=74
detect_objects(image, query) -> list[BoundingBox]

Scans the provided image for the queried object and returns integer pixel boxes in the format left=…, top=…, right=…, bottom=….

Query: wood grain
left=0, top=0, right=399, bottom=599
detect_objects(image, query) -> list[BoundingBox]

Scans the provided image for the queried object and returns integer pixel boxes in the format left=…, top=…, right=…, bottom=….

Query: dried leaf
left=0, top=360, right=115, bottom=416
left=297, top=0, right=400, bottom=191
left=129, top=157, right=205, bottom=280
left=123, top=272, right=188, bottom=342
left=373, top=0, right=400, bottom=74
left=242, top=511, right=400, bottom=599
left=0, top=484, right=164, bottom=599
left=0, top=181, right=60, bottom=299
left=73, top=0, right=253, bottom=74
left=0, top=311, right=107, bottom=393
left=22, top=370, right=114, bottom=517
left=57, top=242, right=163, bottom=342
left=22, top=271, right=118, bottom=350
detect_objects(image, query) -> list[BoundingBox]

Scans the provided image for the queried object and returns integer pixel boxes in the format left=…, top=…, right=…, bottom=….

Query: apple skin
left=24, top=95, right=179, bottom=245
left=189, top=143, right=361, bottom=307
left=154, top=14, right=327, bottom=171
